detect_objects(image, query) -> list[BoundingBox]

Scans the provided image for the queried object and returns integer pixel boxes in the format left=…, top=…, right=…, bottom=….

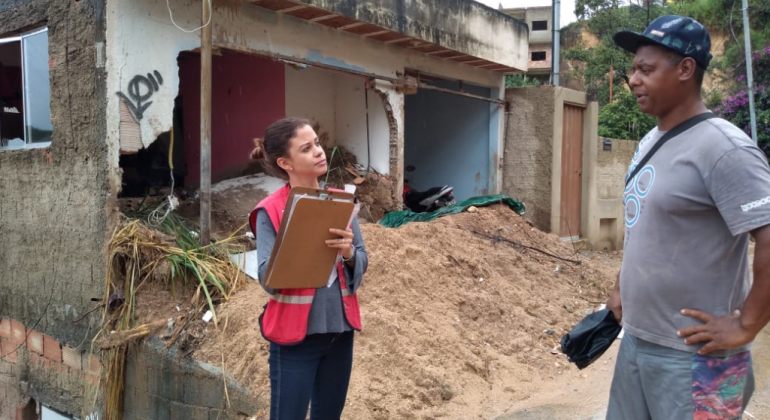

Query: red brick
left=42, top=335, right=61, bottom=362
left=1, top=339, right=18, bottom=363
left=83, top=353, right=100, bottom=375
left=26, top=330, right=43, bottom=355
left=9, top=320, right=25, bottom=346
left=62, top=345, right=81, bottom=370
left=0, top=319, right=11, bottom=339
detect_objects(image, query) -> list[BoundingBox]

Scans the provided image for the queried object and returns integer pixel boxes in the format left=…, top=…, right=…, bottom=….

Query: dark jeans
left=269, top=331, right=354, bottom=420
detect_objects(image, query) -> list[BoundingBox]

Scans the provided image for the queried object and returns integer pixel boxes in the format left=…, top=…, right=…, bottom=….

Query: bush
left=716, top=46, right=770, bottom=157
left=505, top=74, right=541, bottom=88
left=598, top=90, right=657, bottom=140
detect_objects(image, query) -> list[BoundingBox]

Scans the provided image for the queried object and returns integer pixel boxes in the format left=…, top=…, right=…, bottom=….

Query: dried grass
left=91, top=207, right=249, bottom=420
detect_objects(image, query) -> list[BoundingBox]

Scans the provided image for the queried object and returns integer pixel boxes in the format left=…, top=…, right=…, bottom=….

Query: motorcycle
left=403, top=184, right=455, bottom=213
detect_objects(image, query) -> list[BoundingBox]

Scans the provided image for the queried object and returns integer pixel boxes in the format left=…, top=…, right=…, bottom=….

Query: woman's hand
left=327, top=228, right=355, bottom=260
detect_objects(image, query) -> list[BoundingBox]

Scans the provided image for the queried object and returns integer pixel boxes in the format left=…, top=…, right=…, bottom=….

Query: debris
left=467, top=206, right=479, bottom=213
left=545, top=330, right=555, bottom=336
left=202, top=310, right=214, bottom=323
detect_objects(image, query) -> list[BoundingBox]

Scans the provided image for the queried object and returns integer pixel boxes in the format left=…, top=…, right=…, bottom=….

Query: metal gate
left=559, top=104, right=584, bottom=238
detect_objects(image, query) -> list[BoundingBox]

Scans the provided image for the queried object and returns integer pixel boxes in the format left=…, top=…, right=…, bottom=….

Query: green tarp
left=379, top=195, right=526, bottom=228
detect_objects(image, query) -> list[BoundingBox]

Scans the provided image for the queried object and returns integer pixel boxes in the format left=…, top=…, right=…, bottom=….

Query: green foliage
left=598, top=91, right=657, bottom=140
left=716, top=47, right=770, bottom=157
left=505, top=74, right=541, bottom=88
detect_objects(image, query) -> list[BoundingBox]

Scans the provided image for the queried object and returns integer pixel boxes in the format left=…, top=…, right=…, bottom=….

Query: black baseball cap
left=614, top=15, right=713, bottom=69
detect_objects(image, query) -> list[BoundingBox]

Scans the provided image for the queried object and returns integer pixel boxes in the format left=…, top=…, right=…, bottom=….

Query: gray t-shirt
left=255, top=208, right=368, bottom=335
left=621, top=117, right=770, bottom=354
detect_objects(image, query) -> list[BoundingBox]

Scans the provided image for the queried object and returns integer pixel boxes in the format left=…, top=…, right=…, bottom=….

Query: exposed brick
left=42, top=334, right=62, bottom=362
left=83, top=353, right=100, bottom=375
left=1, top=339, right=18, bottom=363
left=62, top=345, right=82, bottom=370
left=0, top=319, right=11, bottom=339
left=9, top=320, right=25, bottom=346
left=26, top=330, right=43, bottom=355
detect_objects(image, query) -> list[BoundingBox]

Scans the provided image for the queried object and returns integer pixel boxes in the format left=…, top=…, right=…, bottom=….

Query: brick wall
left=0, top=318, right=101, bottom=419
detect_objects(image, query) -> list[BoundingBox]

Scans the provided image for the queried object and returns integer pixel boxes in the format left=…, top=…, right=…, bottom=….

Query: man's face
left=628, top=45, right=683, bottom=118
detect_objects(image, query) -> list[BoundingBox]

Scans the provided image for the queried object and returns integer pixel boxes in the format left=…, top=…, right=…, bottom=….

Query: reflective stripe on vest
left=271, top=293, right=315, bottom=304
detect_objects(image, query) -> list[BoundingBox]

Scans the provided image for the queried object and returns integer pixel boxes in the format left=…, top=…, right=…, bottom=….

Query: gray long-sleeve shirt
left=255, top=208, right=368, bottom=335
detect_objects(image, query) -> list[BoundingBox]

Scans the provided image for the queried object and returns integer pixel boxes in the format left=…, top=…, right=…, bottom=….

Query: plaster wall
left=0, top=4, right=109, bottom=416
left=105, top=0, right=506, bottom=161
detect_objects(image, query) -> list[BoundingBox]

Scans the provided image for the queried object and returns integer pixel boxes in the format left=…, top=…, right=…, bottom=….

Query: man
left=607, top=15, right=770, bottom=420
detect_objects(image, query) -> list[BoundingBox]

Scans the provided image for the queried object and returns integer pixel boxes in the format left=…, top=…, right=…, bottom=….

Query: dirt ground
left=192, top=204, right=623, bottom=420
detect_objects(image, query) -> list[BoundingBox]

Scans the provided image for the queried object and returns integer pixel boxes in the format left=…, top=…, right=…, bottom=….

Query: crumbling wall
left=502, top=86, right=555, bottom=231
left=0, top=0, right=109, bottom=417
left=122, top=338, right=261, bottom=420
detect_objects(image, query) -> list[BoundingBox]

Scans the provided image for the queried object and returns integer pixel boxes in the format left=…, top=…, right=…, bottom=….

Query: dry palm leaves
left=92, top=208, right=249, bottom=420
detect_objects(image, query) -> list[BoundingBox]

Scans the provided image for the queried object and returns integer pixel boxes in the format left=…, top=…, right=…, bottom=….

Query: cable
left=167, top=0, right=212, bottom=33
left=148, top=126, right=177, bottom=227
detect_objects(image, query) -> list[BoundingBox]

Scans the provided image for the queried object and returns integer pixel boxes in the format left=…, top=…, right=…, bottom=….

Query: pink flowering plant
left=715, top=46, right=770, bottom=157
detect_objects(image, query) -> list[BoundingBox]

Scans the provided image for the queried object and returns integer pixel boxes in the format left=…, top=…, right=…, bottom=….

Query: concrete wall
left=123, top=338, right=261, bottom=420
left=285, top=65, right=337, bottom=144
left=106, top=0, right=509, bottom=203
left=298, top=0, right=530, bottom=70
left=528, top=43, right=552, bottom=73
left=525, top=7, right=552, bottom=44
left=334, top=74, right=391, bottom=174
left=405, top=81, right=492, bottom=200
left=178, top=52, right=285, bottom=184
left=0, top=0, right=109, bottom=416
left=503, top=86, right=555, bottom=230
left=285, top=67, right=392, bottom=174
left=502, top=85, right=600, bottom=245
left=582, top=137, right=638, bottom=250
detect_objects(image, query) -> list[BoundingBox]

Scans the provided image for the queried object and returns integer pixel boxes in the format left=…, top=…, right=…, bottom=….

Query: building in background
left=500, top=6, right=553, bottom=83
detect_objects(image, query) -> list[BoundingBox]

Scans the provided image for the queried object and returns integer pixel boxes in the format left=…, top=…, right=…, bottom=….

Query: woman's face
left=280, top=124, right=327, bottom=179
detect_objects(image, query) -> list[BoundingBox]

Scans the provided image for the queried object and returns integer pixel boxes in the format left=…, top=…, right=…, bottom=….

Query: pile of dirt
left=193, top=204, right=622, bottom=420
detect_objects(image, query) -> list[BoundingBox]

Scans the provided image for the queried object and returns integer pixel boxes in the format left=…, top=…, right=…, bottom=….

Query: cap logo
left=650, top=29, right=665, bottom=37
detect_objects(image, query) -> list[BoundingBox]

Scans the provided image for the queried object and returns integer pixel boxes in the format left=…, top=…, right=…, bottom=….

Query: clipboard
left=263, top=187, right=356, bottom=289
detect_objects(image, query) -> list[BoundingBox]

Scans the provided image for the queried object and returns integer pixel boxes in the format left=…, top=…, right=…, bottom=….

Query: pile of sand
left=193, top=204, right=621, bottom=420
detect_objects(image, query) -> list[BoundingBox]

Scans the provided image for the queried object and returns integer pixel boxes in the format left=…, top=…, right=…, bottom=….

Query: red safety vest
left=249, top=184, right=362, bottom=345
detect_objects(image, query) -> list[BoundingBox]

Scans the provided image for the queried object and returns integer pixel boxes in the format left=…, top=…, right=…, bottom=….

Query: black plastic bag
left=560, top=309, right=622, bottom=370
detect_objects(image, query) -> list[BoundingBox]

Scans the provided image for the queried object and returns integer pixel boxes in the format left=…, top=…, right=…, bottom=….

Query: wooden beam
left=338, top=22, right=366, bottom=30
left=363, top=30, right=390, bottom=37
left=309, top=14, right=337, bottom=22
left=384, top=36, right=412, bottom=44
left=277, top=5, right=309, bottom=13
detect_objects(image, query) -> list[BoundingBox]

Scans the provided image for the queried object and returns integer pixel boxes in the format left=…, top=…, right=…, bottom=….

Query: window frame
left=531, top=20, right=548, bottom=31
left=0, top=26, right=51, bottom=150
left=531, top=51, right=547, bottom=61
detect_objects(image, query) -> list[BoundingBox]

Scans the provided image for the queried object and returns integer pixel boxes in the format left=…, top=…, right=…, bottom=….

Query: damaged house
left=0, top=0, right=530, bottom=419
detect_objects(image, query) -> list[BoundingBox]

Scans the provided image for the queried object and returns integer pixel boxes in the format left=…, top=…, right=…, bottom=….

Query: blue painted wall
left=404, top=81, right=492, bottom=201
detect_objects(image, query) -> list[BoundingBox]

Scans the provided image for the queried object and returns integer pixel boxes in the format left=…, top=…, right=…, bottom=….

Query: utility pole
left=741, top=0, right=758, bottom=143
left=552, top=0, right=561, bottom=86
left=200, top=0, right=212, bottom=244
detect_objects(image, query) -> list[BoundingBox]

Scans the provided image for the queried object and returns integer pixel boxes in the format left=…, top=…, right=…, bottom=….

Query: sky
left=475, top=0, right=578, bottom=28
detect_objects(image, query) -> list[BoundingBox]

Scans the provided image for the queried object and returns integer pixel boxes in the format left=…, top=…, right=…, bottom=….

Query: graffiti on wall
left=117, top=70, right=164, bottom=121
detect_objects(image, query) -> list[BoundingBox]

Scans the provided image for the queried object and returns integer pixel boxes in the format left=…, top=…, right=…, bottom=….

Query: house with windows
left=500, top=5, right=553, bottom=83
left=0, top=1, right=530, bottom=418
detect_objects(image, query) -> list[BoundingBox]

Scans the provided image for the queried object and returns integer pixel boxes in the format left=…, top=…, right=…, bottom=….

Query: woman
left=248, top=117, right=368, bottom=420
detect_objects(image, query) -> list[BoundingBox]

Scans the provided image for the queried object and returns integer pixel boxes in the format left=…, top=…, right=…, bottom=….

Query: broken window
left=532, top=20, right=548, bottom=31
left=0, top=27, right=52, bottom=150
left=531, top=51, right=547, bottom=61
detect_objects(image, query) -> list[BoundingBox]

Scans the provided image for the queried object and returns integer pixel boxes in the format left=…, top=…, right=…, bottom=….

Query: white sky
left=475, top=0, right=578, bottom=28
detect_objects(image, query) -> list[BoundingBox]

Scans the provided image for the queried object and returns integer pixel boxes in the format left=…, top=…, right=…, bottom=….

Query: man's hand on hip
left=677, top=309, right=755, bottom=355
